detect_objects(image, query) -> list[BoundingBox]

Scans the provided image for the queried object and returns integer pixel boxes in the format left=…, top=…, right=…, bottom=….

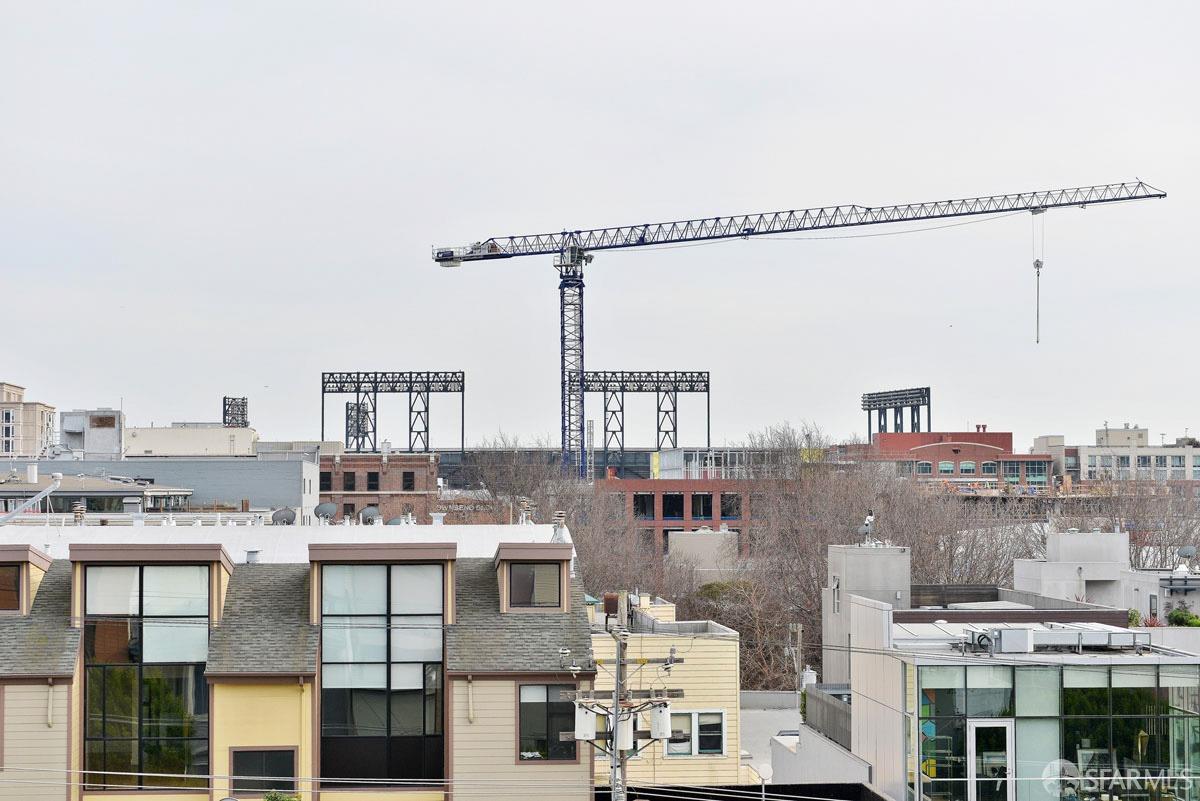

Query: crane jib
left=431, top=180, right=1165, bottom=263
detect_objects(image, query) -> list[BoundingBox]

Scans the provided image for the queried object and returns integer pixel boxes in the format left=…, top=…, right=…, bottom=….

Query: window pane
left=668, top=713, right=692, bottom=755
left=1063, top=717, right=1111, bottom=774
left=0, top=565, right=18, bottom=610
left=391, top=662, right=424, bottom=689
left=519, top=692, right=549, bottom=759
left=510, top=563, right=560, bottom=608
left=1015, top=718, right=1060, bottom=801
left=322, top=663, right=386, bottom=689
left=1015, top=667, right=1060, bottom=717
left=391, top=615, right=442, bottom=662
left=1063, top=666, right=1109, bottom=716
left=390, top=690, right=423, bottom=735
left=321, top=736, right=387, bottom=782
left=919, top=716, right=965, bottom=780
left=86, top=619, right=141, bottom=664
left=920, top=666, right=966, bottom=717
left=88, top=738, right=138, bottom=787
left=425, top=665, right=443, bottom=736
left=142, top=618, right=208, bottom=663
left=391, top=565, right=443, bottom=615
left=142, top=738, right=208, bottom=788
left=967, top=666, right=1013, bottom=717
left=232, top=750, right=296, bottom=793
left=322, top=565, right=386, bottom=614
left=142, top=565, right=208, bottom=616
left=323, top=616, right=387, bottom=662
left=1160, top=664, right=1200, bottom=714
left=1112, top=664, right=1160, bottom=715
left=86, top=566, right=139, bottom=615
left=91, top=665, right=138, bottom=738
left=547, top=684, right=577, bottom=760
left=321, top=688, right=388, bottom=736
left=143, top=665, right=208, bottom=738
left=520, top=685, right=547, bottom=703
left=697, top=712, right=723, bottom=754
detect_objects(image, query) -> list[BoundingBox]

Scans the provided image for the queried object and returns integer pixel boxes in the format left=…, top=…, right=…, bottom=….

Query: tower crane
left=434, top=181, right=1165, bottom=477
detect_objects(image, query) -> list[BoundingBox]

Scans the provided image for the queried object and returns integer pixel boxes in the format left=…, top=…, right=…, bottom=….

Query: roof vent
left=245, top=549, right=261, bottom=564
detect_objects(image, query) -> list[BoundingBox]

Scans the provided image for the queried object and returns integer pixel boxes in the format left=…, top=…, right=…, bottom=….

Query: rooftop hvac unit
left=996, top=628, right=1035, bottom=654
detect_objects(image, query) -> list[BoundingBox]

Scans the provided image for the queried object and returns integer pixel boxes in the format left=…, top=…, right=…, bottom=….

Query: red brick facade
left=318, top=453, right=504, bottom=524
left=594, top=477, right=752, bottom=556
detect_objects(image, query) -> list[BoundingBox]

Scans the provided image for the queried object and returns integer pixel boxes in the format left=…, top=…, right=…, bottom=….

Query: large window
left=509, top=563, right=561, bottom=609
left=1002, top=461, right=1022, bottom=482
left=367, top=472, right=380, bottom=491
left=320, top=563, right=444, bottom=786
left=633, top=493, right=655, bottom=519
left=320, top=471, right=332, bottom=492
left=84, top=565, right=210, bottom=789
left=343, top=472, right=356, bottom=491
left=402, top=471, right=416, bottom=491
left=662, top=493, right=684, bottom=520
left=720, top=493, right=742, bottom=519
left=917, top=462, right=933, bottom=475
left=518, top=684, right=576, bottom=760
left=232, top=749, right=296, bottom=793
left=0, top=564, right=18, bottom=611
left=665, top=711, right=724, bottom=756
left=981, top=461, right=997, bottom=475
left=938, top=461, right=954, bottom=475
left=691, top=493, right=713, bottom=520
left=959, top=461, right=976, bottom=475
left=1025, top=461, right=1048, bottom=484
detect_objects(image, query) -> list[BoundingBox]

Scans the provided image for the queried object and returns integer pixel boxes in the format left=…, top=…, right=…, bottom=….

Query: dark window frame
left=0, top=563, right=19, bottom=612
left=343, top=472, right=356, bottom=492
left=402, top=471, right=416, bottom=492
left=661, top=493, right=684, bottom=520
left=508, top=562, right=562, bottom=609
left=83, top=564, right=211, bottom=790
left=231, top=747, right=298, bottom=794
left=720, top=493, right=742, bottom=519
left=517, top=683, right=578, bottom=762
left=690, top=493, right=713, bottom=520
left=319, top=563, right=445, bottom=788
left=367, top=472, right=380, bottom=492
left=632, top=493, right=655, bottom=520
left=342, top=503, right=355, bottom=519
left=319, top=471, right=332, bottom=492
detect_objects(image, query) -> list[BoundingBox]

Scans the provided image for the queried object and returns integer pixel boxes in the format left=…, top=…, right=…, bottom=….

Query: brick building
left=868, top=427, right=1053, bottom=488
left=319, top=452, right=504, bottom=524
left=594, top=476, right=752, bottom=557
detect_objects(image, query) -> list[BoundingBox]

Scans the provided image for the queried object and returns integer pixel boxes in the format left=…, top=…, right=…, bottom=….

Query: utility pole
left=566, top=591, right=686, bottom=801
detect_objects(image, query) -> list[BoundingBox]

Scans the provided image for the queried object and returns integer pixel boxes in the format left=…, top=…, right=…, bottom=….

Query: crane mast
left=434, top=181, right=1165, bottom=477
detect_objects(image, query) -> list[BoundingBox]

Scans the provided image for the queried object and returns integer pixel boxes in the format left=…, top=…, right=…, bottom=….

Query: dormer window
left=510, top=563, right=561, bottom=609
left=494, top=542, right=573, bottom=613
left=0, top=564, right=17, bottom=611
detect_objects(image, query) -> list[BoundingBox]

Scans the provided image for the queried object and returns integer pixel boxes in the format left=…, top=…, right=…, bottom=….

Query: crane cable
left=1032, top=208, right=1046, bottom=343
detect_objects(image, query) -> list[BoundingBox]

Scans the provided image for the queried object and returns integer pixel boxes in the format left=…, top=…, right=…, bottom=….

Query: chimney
left=26, top=464, right=38, bottom=484
left=981, top=424, right=987, bottom=433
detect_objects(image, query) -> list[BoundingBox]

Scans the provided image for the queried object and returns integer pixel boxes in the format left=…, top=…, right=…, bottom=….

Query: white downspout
left=46, top=678, right=54, bottom=727
left=467, top=675, right=475, bottom=723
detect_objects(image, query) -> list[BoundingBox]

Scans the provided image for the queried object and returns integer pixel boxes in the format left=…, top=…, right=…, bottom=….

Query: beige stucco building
left=0, top=382, right=55, bottom=458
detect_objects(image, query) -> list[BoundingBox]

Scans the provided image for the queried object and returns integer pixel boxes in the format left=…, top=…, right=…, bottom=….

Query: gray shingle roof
left=446, top=558, right=593, bottom=674
left=0, top=560, right=80, bottom=678
left=207, top=563, right=318, bottom=676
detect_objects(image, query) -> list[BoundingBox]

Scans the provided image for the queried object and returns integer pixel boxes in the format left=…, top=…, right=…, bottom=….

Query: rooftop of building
left=889, top=619, right=1200, bottom=663
left=0, top=521, right=573, bottom=563
left=0, top=472, right=192, bottom=496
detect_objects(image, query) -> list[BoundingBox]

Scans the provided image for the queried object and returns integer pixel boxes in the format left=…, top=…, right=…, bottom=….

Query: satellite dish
left=1181, top=546, right=1197, bottom=559
left=271, top=508, right=296, bottom=526
left=385, top=517, right=406, bottom=526
left=360, top=506, right=381, bottom=521
left=314, top=502, right=337, bottom=520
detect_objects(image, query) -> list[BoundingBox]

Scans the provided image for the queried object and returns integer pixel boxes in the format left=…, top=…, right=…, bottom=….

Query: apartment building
left=593, top=476, right=752, bottom=560
left=0, top=382, right=55, bottom=458
left=867, top=429, right=1054, bottom=489
left=588, top=594, right=751, bottom=787
left=0, top=522, right=595, bottom=801
left=814, top=542, right=1200, bottom=801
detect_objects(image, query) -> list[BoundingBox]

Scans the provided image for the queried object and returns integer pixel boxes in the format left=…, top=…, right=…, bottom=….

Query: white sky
left=3, top=2, right=1196, bottom=452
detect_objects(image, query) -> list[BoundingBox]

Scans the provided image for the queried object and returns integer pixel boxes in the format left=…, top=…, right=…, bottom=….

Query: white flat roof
left=0, top=523, right=571, bottom=563
left=892, top=620, right=1200, bottom=663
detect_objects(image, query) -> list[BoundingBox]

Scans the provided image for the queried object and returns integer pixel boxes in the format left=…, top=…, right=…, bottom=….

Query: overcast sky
left=3, top=3, right=1196, bottom=452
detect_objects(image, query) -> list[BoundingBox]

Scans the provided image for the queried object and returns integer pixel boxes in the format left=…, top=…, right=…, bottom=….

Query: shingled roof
left=207, top=563, right=318, bottom=676
left=0, top=560, right=80, bottom=678
left=446, top=558, right=593, bottom=674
